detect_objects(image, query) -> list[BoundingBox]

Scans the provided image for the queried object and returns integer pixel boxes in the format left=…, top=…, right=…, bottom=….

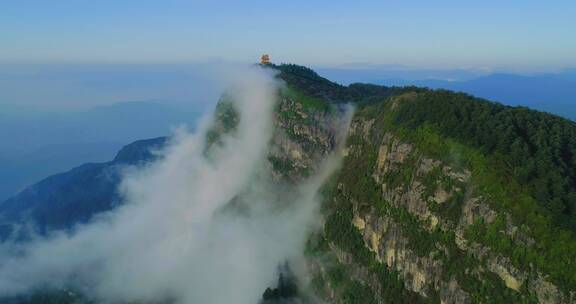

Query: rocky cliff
left=267, top=65, right=576, bottom=303
left=295, top=88, right=576, bottom=303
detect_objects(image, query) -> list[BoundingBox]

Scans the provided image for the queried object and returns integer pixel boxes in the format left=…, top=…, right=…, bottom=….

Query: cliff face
left=267, top=66, right=576, bottom=303
left=316, top=120, right=559, bottom=303
left=268, top=90, right=350, bottom=182
left=288, top=88, right=576, bottom=303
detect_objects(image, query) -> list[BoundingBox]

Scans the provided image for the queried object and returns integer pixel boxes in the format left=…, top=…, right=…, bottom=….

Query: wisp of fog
left=0, top=67, right=344, bottom=304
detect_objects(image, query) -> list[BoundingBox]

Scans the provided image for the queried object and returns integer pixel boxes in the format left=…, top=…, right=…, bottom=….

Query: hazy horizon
left=2, top=1, right=576, bottom=70
left=2, top=2, right=576, bottom=302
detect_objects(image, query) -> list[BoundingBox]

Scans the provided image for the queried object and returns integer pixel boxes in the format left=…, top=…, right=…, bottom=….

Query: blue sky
left=1, top=0, right=575, bottom=70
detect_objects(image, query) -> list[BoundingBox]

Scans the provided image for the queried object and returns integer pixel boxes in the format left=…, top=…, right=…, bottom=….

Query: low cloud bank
left=0, top=66, right=345, bottom=304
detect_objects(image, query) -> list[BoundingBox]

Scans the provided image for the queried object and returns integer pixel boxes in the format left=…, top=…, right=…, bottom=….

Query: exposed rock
left=530, top=273, right=575, bottom=304
left=352, top=214, right=366, bottom=230
left=354, top=208, right=469, bottom=301
left=433, top=187, right=450, bottom=204
left=487, top=256, right=525, bottom=291
left=281, top=94, right=571, bottom=303
left=440, top=278, right=470, bottom=304
left=373, top=132, right=413, bottom=178
left=460, top=197, right=497, bottom=226
left=334, top=125, right=571, bottom=303
left=419, top=158, right=442, bottom=174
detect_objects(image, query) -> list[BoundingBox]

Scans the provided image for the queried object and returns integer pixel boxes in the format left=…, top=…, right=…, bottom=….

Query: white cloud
left=0, top=66, right=345, bottom=304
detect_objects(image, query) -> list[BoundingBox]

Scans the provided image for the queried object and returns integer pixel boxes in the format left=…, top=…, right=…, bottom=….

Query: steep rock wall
left=304, top=94, right=575, bottom=303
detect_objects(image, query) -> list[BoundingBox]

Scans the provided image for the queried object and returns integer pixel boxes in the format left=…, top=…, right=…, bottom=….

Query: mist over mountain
left=0, top=63, right=225, bottom=200
left=2, top=0, right=575, bottom=302
left=0, top=66, right=353, bottom=304
left=1, top=63, right=576, bottom=304
left=3, top=63, right=573, bottom=202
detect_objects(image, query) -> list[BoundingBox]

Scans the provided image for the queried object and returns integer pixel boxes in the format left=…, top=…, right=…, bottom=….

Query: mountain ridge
left=316, top=67, right=576, bottom=121
left=0, top=137, right=166, bottom=241
left=1, top=63, right=576, bottom=303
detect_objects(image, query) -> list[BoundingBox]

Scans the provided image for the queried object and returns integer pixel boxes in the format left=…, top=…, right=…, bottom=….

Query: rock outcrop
left=304, top=95, right=575, bottom=303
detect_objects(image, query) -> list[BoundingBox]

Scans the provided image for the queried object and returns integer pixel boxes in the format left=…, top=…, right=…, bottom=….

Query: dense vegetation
left=370, top=91, right=576, bottom=293
left=388, top=90, right=576, bottom=230
left=319, top=116, right=538, bottom=302
left=273, top=64, right=406, bottom=104
left=276, top=65, right=576, bottom=301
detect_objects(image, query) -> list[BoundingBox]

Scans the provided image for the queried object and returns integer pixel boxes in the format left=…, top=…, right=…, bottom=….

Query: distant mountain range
left=2, top=64, right=573, bottom=201
left=317, top=67, right=576, bottom=121
left=0, top=101, right=200, bottom=201
left=0, top=137, right=166, bottom=241
left=0, top=63, right=223, bottom=201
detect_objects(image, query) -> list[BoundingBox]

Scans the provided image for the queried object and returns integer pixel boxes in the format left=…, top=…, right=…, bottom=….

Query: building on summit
left=261, top=54, right=270, bottom=65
